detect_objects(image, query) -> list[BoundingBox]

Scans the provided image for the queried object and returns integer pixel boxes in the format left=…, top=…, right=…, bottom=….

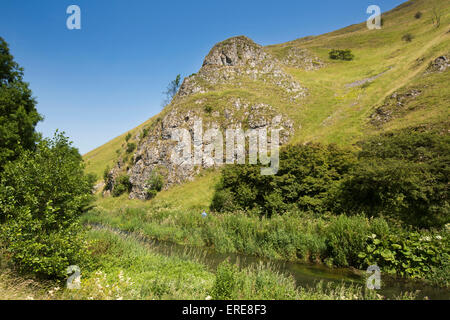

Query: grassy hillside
left=84, top=0, right=449, bottom=206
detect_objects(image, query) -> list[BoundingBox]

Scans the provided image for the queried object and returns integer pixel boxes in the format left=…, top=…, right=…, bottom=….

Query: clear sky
left=0, top=0, right=405, bottom=154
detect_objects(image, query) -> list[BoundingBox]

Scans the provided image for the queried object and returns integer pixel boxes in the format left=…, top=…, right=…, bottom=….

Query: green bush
left=145, top=170, right=164, bottom=199
left=402, top=33, right=413, bottom=42
left=338, top=130, right=449, bottom=228
left=211, top=143, right=354, bottom=216
left=211, top=260, right=238, bottom=300
left=103, top=165, right=110, bottom=183
left=329, top=49, right=354, bottom=61
left=142, top=128, right=149, bottom=138
left=358, top=230, right=449, bottom=279
left=414, top=11, right=422, bottom=19
left=125, top=133, right=132, bottom=142
left=324, top=215, right=372, bottom=267
left=112, top=175, right=132, bottom=197
left=0, top=132, right=93, bottom=278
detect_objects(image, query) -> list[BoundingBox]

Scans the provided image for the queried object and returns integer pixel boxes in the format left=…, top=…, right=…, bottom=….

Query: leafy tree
left=0, top=132, right=94, bottom=278
left=0, top=37, right=42, bottom=169
left=329, top=49, right=354, bottom=61
left=162, top=74, right=181, bottom=106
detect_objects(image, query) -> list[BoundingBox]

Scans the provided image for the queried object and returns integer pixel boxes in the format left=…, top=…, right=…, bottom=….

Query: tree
left=431, top=6, right=441, bottom=28
left=329, top=49, right=354, bottom=61
left=0, top=37, right=42, bottom=170
left=162, top=74, right=181, bottom=106
left=0, top=132, right=94, bottom=278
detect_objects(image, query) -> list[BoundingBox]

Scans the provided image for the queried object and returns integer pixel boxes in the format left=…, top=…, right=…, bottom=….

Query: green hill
left=84, top=0, right=449, bottom=208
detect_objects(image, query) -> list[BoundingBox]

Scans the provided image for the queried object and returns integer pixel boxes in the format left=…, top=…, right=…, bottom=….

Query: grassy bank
left=1, top=228, right=417, bottom=300
left=82, top=198, right=450, bottom=286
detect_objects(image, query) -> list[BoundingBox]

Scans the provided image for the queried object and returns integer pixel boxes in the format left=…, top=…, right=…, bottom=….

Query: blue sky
left=0, top=0, right=405, bottom=154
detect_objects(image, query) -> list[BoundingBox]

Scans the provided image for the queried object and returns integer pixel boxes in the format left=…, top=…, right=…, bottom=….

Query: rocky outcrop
left=123, top=99, right=294, bottom=199
left=104, top=36, right=303, bottom=200
left=176, top=36, right=307, bottom=101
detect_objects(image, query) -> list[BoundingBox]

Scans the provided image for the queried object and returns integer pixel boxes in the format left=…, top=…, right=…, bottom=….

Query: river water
left=92, top=225, right=450, bottom=300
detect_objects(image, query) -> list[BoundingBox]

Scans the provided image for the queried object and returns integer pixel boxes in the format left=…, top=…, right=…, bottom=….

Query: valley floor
left=0, top=227, right=420, bottom=300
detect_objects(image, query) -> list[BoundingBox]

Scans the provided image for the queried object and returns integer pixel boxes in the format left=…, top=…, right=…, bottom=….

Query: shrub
left=210, top=189, right=238, bottom=213
left=112, top=175, right=132, bottom=197
left=414, top=11, right=422, bottom=19
left=103, top=165, right=110, bottom=183
left=126, top=142, right=136, bottom=154
left=0, top=132, right=93, bottom=278
left=204, top=105, right=213, bottom=114
left=358, top=230, right=449, bottom=279
left=329, top=49, right=354, bottom=61
left=402, top=33, right=413, bottom=42
left=145, top=170, right=164, bottom=199
left=0, top=37, right=42, bottom=170
left=211, top=260, right=238, bottom=300
left=324, top=215, right=372, bottom=267
left=125, top=133, right=132, bottom=142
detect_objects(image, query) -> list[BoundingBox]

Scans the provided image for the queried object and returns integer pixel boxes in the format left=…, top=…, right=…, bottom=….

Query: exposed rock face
left=105, top=36, right=303, bottom=200
left=426, top=55, right=449, bottom=73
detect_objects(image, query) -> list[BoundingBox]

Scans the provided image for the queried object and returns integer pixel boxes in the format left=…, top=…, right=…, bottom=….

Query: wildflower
left=435, top=235, right=442, bottom=240
left=205, top=295, right=212, bottom=300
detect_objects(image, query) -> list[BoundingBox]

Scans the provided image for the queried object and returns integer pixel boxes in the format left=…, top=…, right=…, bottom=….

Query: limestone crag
left=104, top=36, right=306, bottom=200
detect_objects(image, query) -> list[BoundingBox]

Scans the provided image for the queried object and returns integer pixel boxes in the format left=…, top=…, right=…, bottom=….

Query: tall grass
left=82, top=203, right=392, bottom=266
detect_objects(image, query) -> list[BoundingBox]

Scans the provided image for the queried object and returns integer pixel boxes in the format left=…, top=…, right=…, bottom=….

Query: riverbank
left=82, top=195, right=450, bottom=290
